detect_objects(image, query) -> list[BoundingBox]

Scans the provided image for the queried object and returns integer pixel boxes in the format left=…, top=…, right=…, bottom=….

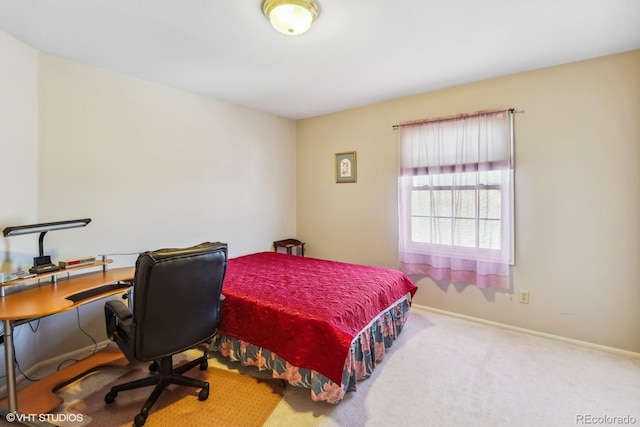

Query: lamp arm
left=38, top=231, right=47, bottom=257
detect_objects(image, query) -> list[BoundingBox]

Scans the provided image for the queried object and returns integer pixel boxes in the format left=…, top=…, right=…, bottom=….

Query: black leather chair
left=104, top=242, right=228, bottom=427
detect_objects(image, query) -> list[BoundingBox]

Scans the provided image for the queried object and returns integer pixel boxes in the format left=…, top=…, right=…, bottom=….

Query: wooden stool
left=273, top=239, right=305, bottom=256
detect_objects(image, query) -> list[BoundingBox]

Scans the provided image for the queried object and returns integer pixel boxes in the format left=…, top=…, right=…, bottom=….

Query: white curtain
left=398, top=110, right=513, bottom=289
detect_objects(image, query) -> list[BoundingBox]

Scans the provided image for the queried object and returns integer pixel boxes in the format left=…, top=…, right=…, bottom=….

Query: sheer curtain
left=397, top=109, right=514, bottom=289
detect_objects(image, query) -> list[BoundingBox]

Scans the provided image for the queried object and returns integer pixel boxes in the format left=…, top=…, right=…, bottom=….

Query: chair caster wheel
left=104, top=391, right=117, bottom=404
left=149, top=361, right=158, bottom=372
left=199, top=360, right=208, bottom=370
left=199, top=387, right=209, bottom=401
left=134, top=413, right=147, bottom=426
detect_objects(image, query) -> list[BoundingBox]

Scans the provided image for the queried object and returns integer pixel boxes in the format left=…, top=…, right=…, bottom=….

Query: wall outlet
left=519, top=290, right=530, bottom=304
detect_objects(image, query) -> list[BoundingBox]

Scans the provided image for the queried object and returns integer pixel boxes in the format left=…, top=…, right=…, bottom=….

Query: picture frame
left=335, top=151, right=357, bottom=183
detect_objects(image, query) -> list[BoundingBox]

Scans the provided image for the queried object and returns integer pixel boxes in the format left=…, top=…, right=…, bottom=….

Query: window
left=409, top=169, right=507, bottom=251
left=397, top=109, right=514, bottom=289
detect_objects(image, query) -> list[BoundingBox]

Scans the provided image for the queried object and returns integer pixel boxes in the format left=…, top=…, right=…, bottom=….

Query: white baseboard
left=412, top=304, right=640, bottom=359
left=0, top=340, right=112, bottom=398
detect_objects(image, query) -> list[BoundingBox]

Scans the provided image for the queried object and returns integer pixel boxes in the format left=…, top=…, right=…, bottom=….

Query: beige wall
left=0, top=30, right=40, bottom=378
left=297, top=50, right=640, bottom=353
left=32, top=54, right=297, bottom=360
left=37, top=54, right=297, bottom=262
left=1, top=23, right=638, bottom=378
left=0, top=30, right=39, bottom=263
left=0, top=29, right=298, bottom=370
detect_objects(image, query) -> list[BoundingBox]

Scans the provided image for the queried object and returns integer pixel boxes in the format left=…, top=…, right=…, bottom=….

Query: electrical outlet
left=519, top=290, right=529, bottom=304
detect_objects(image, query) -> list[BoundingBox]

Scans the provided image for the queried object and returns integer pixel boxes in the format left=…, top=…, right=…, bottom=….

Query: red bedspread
left=219, top=252, right=418, bottom=384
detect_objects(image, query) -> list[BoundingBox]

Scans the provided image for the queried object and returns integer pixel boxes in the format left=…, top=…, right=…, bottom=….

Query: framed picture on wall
left=335, top=151, right=357, bottom=183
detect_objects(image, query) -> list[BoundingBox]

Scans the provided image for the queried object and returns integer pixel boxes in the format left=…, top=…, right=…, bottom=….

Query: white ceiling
left=1, top=0, right=638, bottom=120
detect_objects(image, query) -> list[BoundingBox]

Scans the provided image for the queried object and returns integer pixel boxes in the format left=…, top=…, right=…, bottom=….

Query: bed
left=209, top=251, right=418, bottom=403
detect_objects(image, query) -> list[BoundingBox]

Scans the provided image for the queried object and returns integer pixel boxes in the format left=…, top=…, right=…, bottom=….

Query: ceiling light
left=263, top=0, right=319, bottom=36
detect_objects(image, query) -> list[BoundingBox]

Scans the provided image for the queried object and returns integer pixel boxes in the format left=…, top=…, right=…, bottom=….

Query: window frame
left=402, top=168, right=514, bottom=264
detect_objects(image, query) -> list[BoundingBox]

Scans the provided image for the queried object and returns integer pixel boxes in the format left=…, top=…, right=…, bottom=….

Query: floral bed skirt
left=210, top=295, right=412, bottom=403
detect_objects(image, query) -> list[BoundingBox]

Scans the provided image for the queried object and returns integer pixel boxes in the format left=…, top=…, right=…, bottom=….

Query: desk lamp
left=3, top=218, right=91, bottom=274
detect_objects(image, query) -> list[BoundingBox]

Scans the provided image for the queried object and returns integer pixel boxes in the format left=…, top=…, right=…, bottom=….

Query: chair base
left=105, top=351, right=210, bottom=427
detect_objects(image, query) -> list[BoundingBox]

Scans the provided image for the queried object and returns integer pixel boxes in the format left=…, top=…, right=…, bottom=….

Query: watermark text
left=4, top=412, right=84, bottom=423
left=576, top=414, right=637, bottom=425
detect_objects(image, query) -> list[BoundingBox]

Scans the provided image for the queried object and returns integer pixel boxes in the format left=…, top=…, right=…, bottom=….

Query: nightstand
left=273, top=239, right=305, bottom=256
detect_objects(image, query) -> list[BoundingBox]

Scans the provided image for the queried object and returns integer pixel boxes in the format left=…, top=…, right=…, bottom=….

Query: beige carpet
left=61, top=363, right=284, bottom=427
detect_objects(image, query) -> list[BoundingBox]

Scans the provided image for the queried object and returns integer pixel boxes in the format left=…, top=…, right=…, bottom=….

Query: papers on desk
left=0, top=271, right=37, bottom=283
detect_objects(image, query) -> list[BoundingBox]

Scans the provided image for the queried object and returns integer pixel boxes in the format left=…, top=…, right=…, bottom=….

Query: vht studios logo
left=4, top=413, right=85, bottom=423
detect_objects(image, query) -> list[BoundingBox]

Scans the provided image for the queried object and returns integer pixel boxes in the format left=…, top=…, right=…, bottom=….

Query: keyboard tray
left=66, top=282, right=131, bottom=303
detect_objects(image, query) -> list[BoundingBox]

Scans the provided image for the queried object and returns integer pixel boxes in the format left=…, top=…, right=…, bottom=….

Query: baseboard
left=412, top=304, right=640, bottom=359
left=0, top=340, right=112, bottom=398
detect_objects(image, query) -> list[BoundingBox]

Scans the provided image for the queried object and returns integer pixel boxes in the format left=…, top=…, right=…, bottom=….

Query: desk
left=0, top=263, right=134, bottom=421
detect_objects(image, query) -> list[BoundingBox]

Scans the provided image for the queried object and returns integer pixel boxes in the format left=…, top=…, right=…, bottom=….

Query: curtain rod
left=392, top=108, right=524, bottom=130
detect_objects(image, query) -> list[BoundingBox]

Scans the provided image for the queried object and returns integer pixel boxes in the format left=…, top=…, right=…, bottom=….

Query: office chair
left=104, top=242, right=228, bottom=427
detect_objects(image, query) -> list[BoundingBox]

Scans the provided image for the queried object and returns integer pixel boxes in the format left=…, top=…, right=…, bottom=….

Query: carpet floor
left=4, top=308, right=640, bottom=427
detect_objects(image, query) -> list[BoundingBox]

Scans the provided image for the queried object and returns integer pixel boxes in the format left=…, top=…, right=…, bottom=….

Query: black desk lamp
left=3, top=218, right=91, bottom=274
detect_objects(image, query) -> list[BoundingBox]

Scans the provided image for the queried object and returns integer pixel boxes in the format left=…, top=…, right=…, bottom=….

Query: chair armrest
left=105, top=300, right=133, bottom=320
left=104, top=300, right=133, bottom=340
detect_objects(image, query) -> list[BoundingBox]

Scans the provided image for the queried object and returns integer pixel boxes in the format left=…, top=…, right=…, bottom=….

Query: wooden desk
left=0, top=264, right=134, bottom=419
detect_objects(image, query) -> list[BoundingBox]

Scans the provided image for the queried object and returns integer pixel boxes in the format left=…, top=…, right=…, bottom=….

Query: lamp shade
left=263, top=0, right=319, bottom=36
left=3, top=218, right=91, bottom=237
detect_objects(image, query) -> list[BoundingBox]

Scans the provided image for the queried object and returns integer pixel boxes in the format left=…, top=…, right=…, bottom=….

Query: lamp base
left=29, top=255, right=61, bottom=274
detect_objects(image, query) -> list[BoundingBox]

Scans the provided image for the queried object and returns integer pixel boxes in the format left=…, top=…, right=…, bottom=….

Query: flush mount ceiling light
left=263, top=0, right=319, bottom=36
